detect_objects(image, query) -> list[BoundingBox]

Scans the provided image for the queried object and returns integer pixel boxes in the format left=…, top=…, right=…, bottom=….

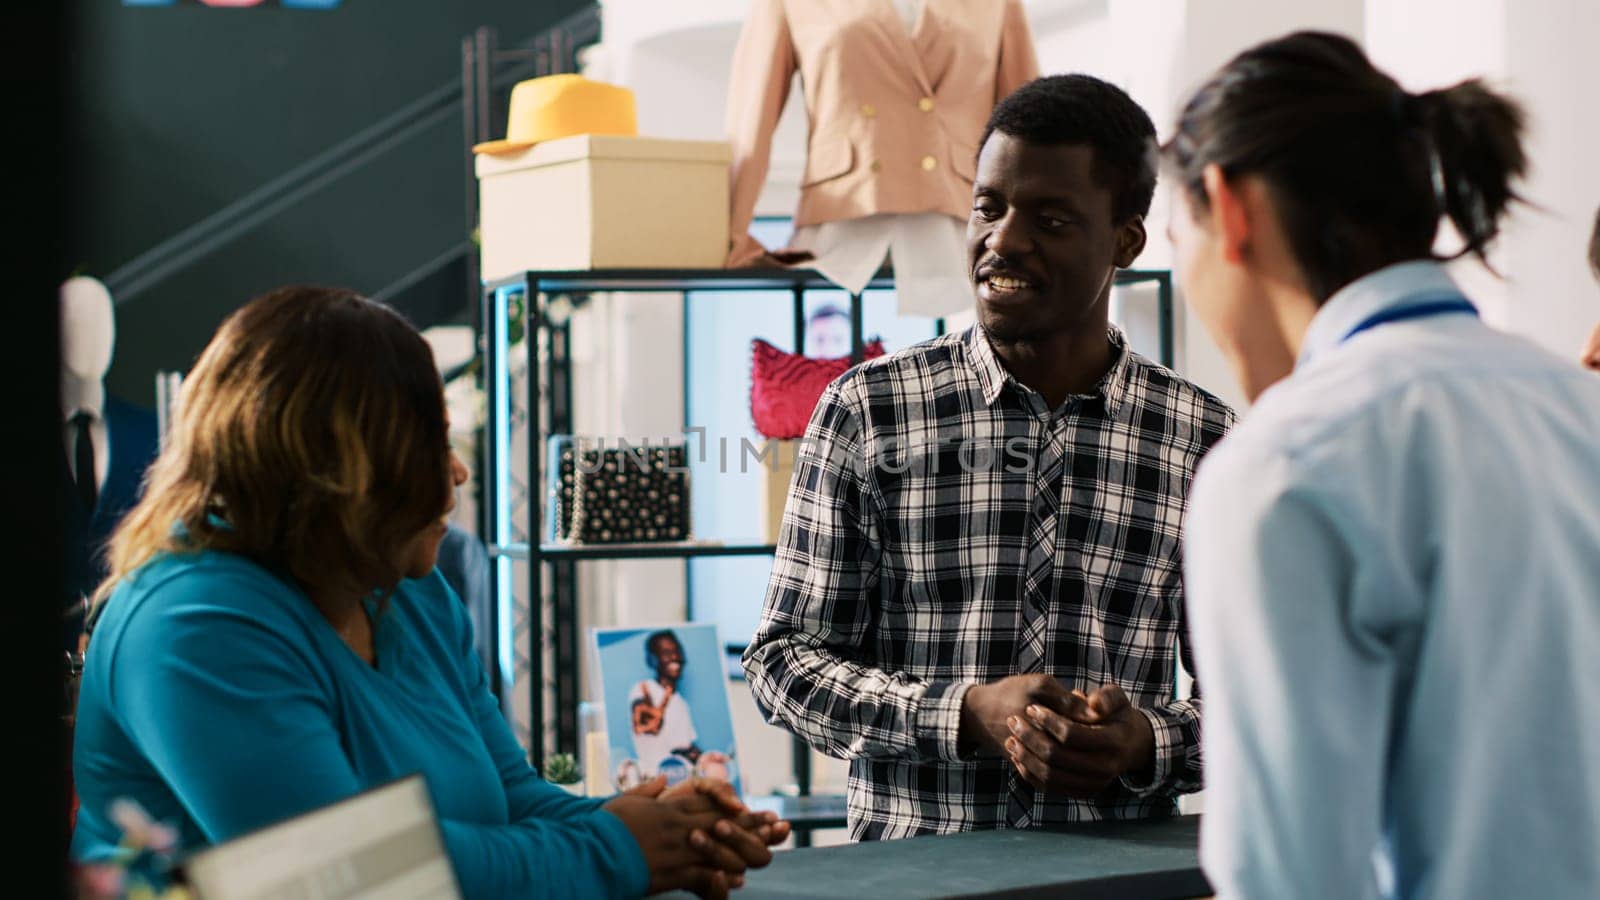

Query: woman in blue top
left=71, top=286, right=788, bottom=898
left=1164, top=32, right=1600, bottom=900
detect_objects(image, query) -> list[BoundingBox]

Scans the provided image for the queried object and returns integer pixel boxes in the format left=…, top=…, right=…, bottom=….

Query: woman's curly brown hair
left=96, top=286, right=452, bottom=606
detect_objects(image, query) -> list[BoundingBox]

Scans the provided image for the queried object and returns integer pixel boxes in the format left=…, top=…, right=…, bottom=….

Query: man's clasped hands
left=961, top=674, right=1159, bottom=799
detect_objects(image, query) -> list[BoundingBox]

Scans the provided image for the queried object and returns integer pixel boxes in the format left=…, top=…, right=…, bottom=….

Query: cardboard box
left=476, top=134, right=731, bottom=278
left=758, top=439, right=801, bottom=545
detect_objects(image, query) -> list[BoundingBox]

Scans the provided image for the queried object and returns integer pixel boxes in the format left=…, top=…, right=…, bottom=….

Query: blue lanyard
left=1340, top=296, right=1479, bottom=344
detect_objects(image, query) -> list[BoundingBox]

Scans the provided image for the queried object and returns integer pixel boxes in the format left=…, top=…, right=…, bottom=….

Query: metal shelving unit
left=480, top=266, right=1174, bottom=770
left=517, top=542, right=780, bottom=561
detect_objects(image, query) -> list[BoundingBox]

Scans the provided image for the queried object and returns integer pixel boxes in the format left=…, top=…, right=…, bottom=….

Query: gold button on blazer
left=725, top=0, right=1040, bottom=266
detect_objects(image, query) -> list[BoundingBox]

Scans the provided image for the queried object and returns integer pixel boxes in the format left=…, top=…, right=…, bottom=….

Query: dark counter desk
left=687, top=815, right=1210, bottom=900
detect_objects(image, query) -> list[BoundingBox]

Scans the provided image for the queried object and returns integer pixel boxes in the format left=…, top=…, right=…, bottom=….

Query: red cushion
left=750, top=338, right=885, bottom=440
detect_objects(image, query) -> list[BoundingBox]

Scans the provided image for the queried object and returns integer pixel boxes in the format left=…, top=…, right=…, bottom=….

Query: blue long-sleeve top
left=71, top=549, right=649, bottom=899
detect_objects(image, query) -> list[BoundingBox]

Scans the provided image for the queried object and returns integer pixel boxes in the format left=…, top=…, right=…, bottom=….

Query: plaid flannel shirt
left=743, top=325, right=1235, bottom=839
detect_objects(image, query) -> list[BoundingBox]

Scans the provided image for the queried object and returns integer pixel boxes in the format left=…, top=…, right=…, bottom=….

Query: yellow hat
left=472, top=74, right=638, bottom=155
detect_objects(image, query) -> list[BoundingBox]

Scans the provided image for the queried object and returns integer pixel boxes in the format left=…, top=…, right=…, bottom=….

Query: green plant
left=544, top=752, right=582, bottom=785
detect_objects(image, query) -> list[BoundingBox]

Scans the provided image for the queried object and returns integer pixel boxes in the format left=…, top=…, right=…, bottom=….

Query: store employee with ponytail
left=1165, top=32, right=1600, bottom=899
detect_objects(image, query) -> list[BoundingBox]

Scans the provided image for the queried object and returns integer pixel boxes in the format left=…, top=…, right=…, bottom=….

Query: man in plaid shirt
left=744, top=75, right=1235, bottom=839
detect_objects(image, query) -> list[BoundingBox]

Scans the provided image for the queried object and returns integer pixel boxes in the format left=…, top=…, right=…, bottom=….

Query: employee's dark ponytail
left=1163, top=31, right=1527, bottom=301
left=1409, top=80, right=1527, bottom=263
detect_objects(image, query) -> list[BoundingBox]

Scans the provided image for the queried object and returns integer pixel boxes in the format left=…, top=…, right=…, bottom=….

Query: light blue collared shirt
left=1185, top=261, right=1600, bottom=899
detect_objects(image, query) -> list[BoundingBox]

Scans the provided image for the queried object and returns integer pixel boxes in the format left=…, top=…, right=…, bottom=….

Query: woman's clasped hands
left=604, top=775, right=791, bottom=899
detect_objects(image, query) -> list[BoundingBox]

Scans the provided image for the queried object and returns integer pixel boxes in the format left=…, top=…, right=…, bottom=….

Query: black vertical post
left=462, top=36, right=481, bottom=338
left=792, top=738, right=815, bottom=847
left=792, top=284, right=807, bottom=354
left=474, top=28, right=494, bottom=144
left=682, top=296, right=695, bottom=622
left=794, top=740, right=813, bottom=797
left=1158, top=272, right=1175, bottom=369
left=527, top=280, right=546, bottom=768
left=549, top=319, right=579, bottom=755
left=464, top=37, right=491, bottom=624
left=473, top=29, right=497, bottom=609
left=549, top=312, right=574, bottom=459
left=849, top=292, right=865, bottom=364
left=479, top=280, right=500, bottom=700
left=553, top=559, right=578, bottom=756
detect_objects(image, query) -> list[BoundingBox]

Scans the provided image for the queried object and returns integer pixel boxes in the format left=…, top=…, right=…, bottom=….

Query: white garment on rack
left=786, top=0, right=970, bottom=319
left=789, top=213, right=971, bottom=317
left=891, top=0, right=924, bottom=31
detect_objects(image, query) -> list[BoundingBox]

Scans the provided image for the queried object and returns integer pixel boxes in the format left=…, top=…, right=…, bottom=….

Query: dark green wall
left=67, top=1, right=588, bottom=405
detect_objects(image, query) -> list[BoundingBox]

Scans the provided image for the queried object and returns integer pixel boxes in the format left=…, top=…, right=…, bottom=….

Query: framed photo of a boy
left=590, top=624, right=741, bottom=795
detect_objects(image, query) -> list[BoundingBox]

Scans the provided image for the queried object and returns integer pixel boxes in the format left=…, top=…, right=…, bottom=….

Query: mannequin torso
left=58, top=277, right=159, bottom=649
left=724, top=0, right=1041, bottom=312
left=776, top=0, right=1006, bottom=316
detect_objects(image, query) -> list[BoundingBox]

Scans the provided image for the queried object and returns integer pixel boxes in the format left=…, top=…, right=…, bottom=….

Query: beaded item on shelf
left=550, top=437, right=691, bottom=544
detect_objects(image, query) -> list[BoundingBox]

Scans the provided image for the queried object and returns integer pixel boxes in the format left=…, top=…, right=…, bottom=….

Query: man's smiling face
left=967, top=132, right=1142, bottom=344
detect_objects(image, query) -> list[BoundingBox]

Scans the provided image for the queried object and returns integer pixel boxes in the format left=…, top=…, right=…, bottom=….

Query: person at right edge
left=1581, top=207, right=1600, bottom=371
left=1167, top=32, right=1600, bottom=898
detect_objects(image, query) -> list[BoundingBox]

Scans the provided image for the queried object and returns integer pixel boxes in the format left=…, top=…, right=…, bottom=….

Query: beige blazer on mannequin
left=725, top=0, right=1039, bottom=266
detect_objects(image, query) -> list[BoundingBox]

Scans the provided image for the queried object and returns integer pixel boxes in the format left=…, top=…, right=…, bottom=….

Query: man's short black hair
left=980, top=74, right=1158, bottom=223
